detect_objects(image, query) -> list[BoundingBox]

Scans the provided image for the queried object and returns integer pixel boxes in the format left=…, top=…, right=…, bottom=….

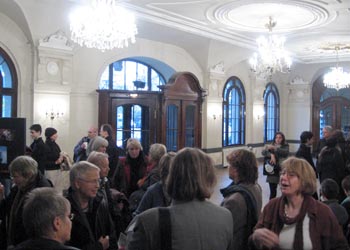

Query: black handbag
left=263, top=158, right=279, bottom=176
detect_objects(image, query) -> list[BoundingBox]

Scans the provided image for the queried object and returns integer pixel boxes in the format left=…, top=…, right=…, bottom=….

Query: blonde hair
left=281, top=157, right=317, bottom=195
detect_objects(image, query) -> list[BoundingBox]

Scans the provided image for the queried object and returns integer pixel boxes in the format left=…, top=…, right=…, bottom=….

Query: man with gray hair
left=66, top=161, right=117, bottom=250
left=14, top=187, right=79, bottom=250
left=315, top=125, right=333, bottom=159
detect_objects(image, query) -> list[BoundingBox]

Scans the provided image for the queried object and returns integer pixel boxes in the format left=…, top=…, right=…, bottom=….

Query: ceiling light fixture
left=323, top=46, right=350, bottom=91
left=249, top=16, right=292, bottom=79
left=69, top=0, right=138, bottom=51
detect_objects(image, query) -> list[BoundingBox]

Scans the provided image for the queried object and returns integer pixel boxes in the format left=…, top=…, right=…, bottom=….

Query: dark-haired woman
left=262, top=131, right=289, bottom=200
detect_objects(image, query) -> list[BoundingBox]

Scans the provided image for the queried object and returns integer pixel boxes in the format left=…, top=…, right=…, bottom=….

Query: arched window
left=222, top=76, right=246, bottom=146
left=99, top=59, right=166, bottom=91
left=0, top=48, right=17, bottom=117
left=263, top=83, right=280, bottom=142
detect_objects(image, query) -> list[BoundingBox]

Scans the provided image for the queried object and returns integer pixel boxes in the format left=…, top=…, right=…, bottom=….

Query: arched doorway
left=312, top=75, right=350, bottom=143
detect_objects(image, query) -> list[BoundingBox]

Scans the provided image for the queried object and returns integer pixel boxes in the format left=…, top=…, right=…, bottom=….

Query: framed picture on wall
left=0, top=118, right=26, bottom=175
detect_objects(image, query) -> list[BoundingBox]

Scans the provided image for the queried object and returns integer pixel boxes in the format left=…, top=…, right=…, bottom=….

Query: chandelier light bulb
left=70, top=0, right=138, bottom=51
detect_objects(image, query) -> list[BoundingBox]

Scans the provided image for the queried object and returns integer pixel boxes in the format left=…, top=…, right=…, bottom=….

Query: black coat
left=0, top=173, right=52, bottom=248
left=14, top=238, right=80, bottom=250
left=66, top=188, right=117, bottom=250
left=105, top=136, right=119, bottom=179
left=30, top=137, right=47, bottom=174
left=45, top=139, right=61, bottom=170
left=295, top=143, right=317, bottom=175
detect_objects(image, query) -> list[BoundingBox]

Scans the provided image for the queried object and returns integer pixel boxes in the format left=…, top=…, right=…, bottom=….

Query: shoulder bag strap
left=159, top=207, right=172, bottom=250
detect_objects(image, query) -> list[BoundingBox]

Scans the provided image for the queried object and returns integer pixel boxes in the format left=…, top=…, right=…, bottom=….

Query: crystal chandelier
left=249, top=17, right=292, bottom=79
left=69, top=0, right=138, bottom=51
left=323, top=46, right=350, bottom=91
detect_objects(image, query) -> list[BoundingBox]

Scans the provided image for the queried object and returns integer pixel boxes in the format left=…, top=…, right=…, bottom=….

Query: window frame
left=99, top=59, right=166, bottom=91
left=263, top=83, right=280, bottom=143
left=0, top=47, right=17, bottom=118
left=222, top=76, right=246, bottom=147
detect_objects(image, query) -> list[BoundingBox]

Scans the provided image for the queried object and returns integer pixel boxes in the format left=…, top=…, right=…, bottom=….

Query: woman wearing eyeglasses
left=249, top=157, right=348, bottom=250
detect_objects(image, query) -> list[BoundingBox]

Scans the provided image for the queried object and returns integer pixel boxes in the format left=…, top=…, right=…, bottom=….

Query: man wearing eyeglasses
left=66, top=161, right=117, bottom=250
left=13, top=187, right=79, bottom=250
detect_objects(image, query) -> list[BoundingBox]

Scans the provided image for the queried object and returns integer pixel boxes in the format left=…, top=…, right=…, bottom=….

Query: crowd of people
left=0, top=123, right=350, bottom=249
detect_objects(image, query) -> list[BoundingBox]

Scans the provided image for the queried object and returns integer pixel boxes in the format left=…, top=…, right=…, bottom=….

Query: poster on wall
left=0, top=118, right=26, bottom=175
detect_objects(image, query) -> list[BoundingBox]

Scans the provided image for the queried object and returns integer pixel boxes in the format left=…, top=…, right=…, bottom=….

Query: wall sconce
left=46, top=108, right=64, bottom=120
left=254, top=106, right=265, bottom=120
left=213, top=114, right=217, bottom=120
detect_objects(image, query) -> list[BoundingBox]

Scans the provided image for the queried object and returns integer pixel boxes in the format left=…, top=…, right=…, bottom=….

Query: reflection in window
left=264, top=83, right=280, bottom=142
left=166, top=105, right=178, bottom=151
left=0, top=49, right=16, bottom=117
left=99, top=60, right=165, bottom=91
left=223, top=76, right=245, bottom=146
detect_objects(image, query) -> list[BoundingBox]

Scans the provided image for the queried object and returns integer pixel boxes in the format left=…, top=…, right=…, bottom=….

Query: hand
left=252, top=228, right=279, bottom=249
left=99, top=235, right=110, bottom=250
left=270, top=154, right=277, bottom=165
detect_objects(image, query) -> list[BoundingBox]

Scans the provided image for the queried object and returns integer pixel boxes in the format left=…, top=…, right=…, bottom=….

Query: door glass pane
left=166, top=105, right=178, bottom=151
left=319, top=106, right=332, bottom=137
left=342, top=106, right=350, bottom=138
left=131, top=105, right=141, bottom=141
left=116, top=106, right=124, bottom=147
left=2, top=95, right=12, bottom=117
left=185, top=105, right=195, bottom=147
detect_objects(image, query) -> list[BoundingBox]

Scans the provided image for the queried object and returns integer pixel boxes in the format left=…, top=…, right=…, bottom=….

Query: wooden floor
left=209, top=163, right=280, bottom=207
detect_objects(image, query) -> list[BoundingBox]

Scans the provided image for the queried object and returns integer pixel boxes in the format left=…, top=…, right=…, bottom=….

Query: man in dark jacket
left=13, top=187, right=80, bottom=250
left=29, top=124, right=47, bottom=175
left=66, top=161, right=117, bottom=250
left=0, top=156, right=52, bottom=249
left=73, top=126, right=98, bottom=162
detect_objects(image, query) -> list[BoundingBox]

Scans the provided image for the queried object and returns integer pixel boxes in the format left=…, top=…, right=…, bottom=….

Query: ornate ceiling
left=124, top=0, right=350, bottom=63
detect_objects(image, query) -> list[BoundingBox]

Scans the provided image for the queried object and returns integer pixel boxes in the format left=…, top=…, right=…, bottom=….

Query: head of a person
left=9, top=156, right=38, bottom=190
left=330, top=129, right=345, bottom=143
left=23, top=187, right=72, bottom=243
left=226, top=149, right=258, bottom=184
left=320, top=178, right=339, bottom=200
left=100, top=124, right=113, bottom=138
left=29, top=124, right=42, bottom=139
left=70, top=161, right=100, bottom=200
left=45, top=127, right=58, bottom=141
left=322, top=125, right=333, bottom=139
left=300, top=131, right=314, bottom=144
left=273, top=131, right=286, bottom=145
left=87, top=126, right=98, bottom=139
left=149, top=143, right=167, bottom=164
left=342, top=175, right=350, bottom=195
left=87, top=151, right=110, bottom=178
left=159, top=152, right=176, bottom=183
left=89, top=136, right=108, bottom=153
left=166, top=148, right=216, bottom=201
left=126, top=138, right=143, bottom=159
left=280, top=157, right=317, bottom=196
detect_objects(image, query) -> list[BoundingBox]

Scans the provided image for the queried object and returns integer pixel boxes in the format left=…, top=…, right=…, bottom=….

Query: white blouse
left=279, top=214, right=313, bottom=250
